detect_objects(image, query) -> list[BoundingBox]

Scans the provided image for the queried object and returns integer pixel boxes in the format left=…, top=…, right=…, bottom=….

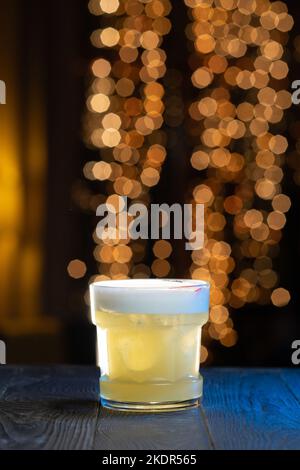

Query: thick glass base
left=100, top=375, right=203, bottom=404
left=101, top=397, right=201, bottom=413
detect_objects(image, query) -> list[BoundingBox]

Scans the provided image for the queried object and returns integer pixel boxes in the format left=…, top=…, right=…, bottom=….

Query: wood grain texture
left=1, top=367, right=300, bottom=450
left=280, top=369, right=300, bottom=404
left=0, top=366, right=99, bottom=450
left=201, top=368, right=300, bottom=450
left=93, top=406, right=212, bottom=451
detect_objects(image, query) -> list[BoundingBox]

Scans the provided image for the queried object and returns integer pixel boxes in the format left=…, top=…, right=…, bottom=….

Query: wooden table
left=0, top=367, right=300, bottom=450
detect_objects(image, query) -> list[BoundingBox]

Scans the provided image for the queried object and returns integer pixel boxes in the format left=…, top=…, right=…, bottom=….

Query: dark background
left=0, top=0, right=299, bottom=367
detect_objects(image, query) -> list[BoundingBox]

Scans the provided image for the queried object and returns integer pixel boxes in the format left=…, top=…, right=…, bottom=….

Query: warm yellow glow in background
left=0, top=1, right=57, bottom=335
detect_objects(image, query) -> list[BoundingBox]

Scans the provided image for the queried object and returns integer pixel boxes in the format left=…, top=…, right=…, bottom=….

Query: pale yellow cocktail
left=90, top=280, right=210, bottom=412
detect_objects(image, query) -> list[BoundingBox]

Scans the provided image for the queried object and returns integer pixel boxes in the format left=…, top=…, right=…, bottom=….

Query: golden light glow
left=100, top=0, right=120, bottom=15
left=271, top=288, right=291, bottom=307
left=0, top=6, right=59, bottom=336
left=153, top=240, right=173, bottom=259
left=85, top=0, right=172, bottom=284
left=185, top=0, right=293, bottom=360
left=67, top=260, right=87, bottom=280
left=83, top=0, right=293, bottom=364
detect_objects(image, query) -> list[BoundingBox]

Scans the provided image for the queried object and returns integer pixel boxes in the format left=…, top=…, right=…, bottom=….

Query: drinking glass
left=90, top=279, right=210, bottom=412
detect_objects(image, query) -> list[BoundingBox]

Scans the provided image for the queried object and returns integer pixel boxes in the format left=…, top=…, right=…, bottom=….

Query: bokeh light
left=85, top=0, right=172, bottom=285
left=67, top=260, right=87, bottom=280
left=83, top=0, right=293, bottom=364
left=185, top=0, right=293, bottom=360
left=271, top=288, right=291, bottom=307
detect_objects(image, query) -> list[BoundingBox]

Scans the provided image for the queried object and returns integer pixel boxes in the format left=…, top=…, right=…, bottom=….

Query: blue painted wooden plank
left=202, top=368, right=300, bottom=450
left=94, top=406, right=212, bottom=451
left=1, top=367, right=300, bottom=450
left=280, top=369, right=300, bottom=403
left=0, top=366, right=99, bottom=450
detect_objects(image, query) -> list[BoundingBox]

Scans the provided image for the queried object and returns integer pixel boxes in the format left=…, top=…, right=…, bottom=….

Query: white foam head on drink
left=90, top=279, right=210, bottom=317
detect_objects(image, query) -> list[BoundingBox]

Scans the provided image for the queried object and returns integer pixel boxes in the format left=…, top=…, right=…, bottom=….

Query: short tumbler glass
left=90, top=279, right=210, bottom=412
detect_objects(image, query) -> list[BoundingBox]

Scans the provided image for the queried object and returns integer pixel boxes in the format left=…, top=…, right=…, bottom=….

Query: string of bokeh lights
left=84, top=0, right=172, bottom=282
left=78, top=0, right=294, bottom=363
left=185, top=0, right=293, bottom=362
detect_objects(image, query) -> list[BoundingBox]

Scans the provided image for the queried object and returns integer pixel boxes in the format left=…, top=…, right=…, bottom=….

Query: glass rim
left=90, top=278, right=210, bottom=291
